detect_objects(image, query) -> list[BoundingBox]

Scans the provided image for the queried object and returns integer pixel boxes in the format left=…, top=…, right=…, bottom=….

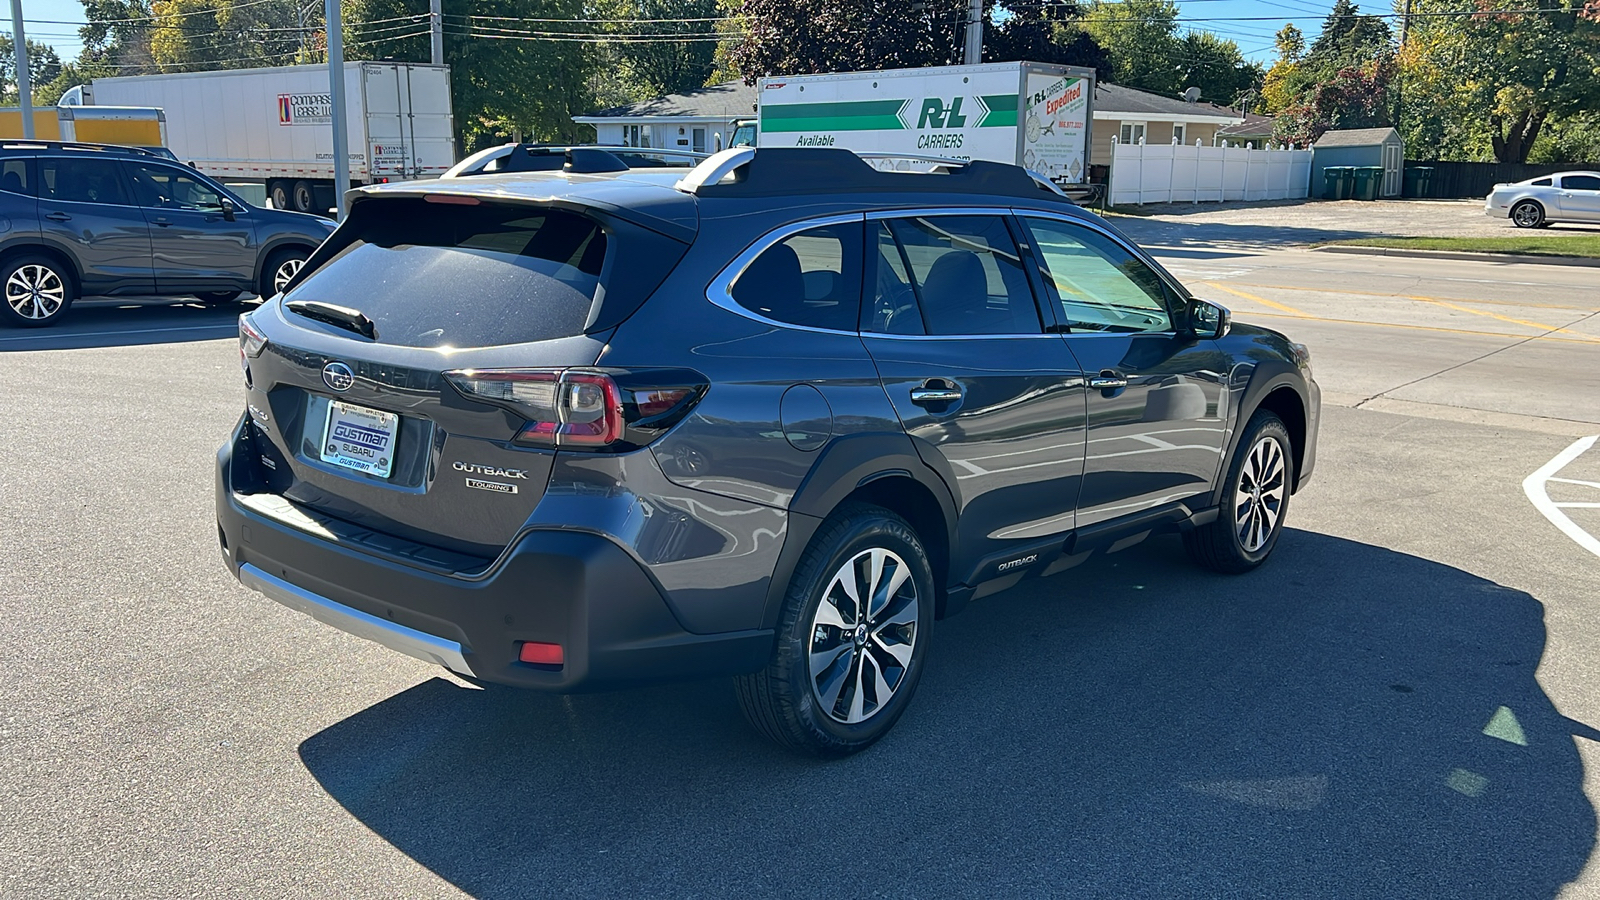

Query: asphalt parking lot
left=3, top=241, right=1599, bottom=897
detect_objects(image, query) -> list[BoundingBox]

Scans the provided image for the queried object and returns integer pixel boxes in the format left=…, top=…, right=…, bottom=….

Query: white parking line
left=1524, top=435, right=1600, bottom=559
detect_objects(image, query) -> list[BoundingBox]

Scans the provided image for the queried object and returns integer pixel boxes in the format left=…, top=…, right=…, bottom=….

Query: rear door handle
left=910, top=380, right=963, bottom=406
left=45, top=211, right=71, bottom=222
left=153, top=217, right=172, bottom=227
left=1088, top=370, right=1128, bottom=390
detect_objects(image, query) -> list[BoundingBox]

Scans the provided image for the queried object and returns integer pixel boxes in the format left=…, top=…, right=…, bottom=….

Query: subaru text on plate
left=216, top=148, right=1320, bottom=756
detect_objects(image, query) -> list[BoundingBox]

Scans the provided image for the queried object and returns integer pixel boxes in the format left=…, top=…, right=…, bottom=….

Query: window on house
left=1172, top=124, right=1186, bottom=145
left=1119, top=122, right=1147, bottom=145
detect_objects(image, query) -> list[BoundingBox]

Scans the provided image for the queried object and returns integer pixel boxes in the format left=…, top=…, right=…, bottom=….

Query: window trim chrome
left=705, top=211, right=868, bottom=336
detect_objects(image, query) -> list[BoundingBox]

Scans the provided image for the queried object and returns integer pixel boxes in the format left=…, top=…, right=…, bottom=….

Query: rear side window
left=39, top=157, right=131, bottom=206
left=0, top=159, right=31, bottom=196
left=1531, top=178, right=1552, bottom=186
left=729, top=222, right=862, bottom=331
left=286, top=201, right=607, bottom=349
left=877, top=215, right=1041, bottom=336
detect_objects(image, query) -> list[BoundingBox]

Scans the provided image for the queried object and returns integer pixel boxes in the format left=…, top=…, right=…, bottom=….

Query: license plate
left=320, top=400, right=398, bottom=478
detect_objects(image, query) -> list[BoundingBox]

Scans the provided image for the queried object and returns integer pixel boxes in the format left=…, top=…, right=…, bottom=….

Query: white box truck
left=65, top=62, right=456, bottom=213
left=757, top=62, right=1095, bottom=186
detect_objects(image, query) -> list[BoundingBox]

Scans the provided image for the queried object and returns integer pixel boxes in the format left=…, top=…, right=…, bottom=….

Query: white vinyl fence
left=1108, top=139, right=1314, bottom=205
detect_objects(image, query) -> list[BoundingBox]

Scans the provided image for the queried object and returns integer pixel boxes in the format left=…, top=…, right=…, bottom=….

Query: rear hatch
left=237, top=189, right=692, bottom=559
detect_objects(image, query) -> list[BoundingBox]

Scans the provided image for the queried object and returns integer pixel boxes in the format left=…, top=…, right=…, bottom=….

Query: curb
left=1314, top=244, right=1600, bottom=268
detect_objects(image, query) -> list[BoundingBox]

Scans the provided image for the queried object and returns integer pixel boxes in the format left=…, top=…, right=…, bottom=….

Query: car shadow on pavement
left=0, top=298, right=256, bottom=351
left=298, top=530, right=1598, bottom=898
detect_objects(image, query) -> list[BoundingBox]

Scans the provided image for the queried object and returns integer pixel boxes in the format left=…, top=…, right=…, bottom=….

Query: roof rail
left=0, top=140, right=165, bottom=158
left=854, top=152, right=1070, bottom=198
left=673, top=147, right=1074, bottom=201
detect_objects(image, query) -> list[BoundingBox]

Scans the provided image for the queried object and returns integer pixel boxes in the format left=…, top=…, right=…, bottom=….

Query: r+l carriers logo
left=915, top=97, right=969, bottom=150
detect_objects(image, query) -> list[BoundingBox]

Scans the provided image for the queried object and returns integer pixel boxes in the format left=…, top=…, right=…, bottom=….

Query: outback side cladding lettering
left=216, top=146, right=1319, bottom=758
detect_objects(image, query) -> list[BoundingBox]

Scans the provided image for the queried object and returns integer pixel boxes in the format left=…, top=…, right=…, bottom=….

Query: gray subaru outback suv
left=216, top=148, right=1319, bottom=756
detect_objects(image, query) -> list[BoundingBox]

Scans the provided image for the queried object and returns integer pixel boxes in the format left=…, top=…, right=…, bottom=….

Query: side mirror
left=220, top=197, right=236, bottom=221
left=1187, top=298, right=1231, bottom=339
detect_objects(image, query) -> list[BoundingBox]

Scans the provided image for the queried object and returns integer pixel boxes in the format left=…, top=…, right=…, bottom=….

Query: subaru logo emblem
left=322, top=361, right=355, bottom=392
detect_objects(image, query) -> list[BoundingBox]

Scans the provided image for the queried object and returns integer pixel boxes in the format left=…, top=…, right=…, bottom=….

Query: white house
left=574, top=78, right=1243, bottom=168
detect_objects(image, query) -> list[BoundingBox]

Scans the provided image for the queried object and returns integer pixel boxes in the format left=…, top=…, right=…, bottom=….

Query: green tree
left=1274, top=60, right=1392, bottom=146
left=1177, top=30, right=1261, bottom=107
left=346, top=0, right=598, bottom=146
left=0, top=36, right=64, bottom=103
left=148, top=0, right=311, bottom=71
left=592, top=0, right=720, bottom=99
left=1400, top=0, right=1600, bottom=163
left=1305, top=0, right=1391, bottom=73
left=78, top=0, right=158, bottom=74
left=1274, top=23, right=1303, bottom=62
left=1085, top=0, right=1181, bottom=94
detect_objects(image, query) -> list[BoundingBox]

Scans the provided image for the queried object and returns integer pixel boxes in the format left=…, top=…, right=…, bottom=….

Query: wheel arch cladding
left=256, top=240, right=315, bottom=288
left=1255, top=385, right=1307, bottom=491
left=0, top=242, right=81, bottom=292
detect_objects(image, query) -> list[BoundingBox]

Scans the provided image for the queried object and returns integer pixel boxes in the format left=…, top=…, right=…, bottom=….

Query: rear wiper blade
left=285, top=299, right=378, bottom=340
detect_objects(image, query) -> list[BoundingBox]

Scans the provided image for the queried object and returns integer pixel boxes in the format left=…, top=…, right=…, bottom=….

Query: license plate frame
left=320, top=400, right=399, bottom=479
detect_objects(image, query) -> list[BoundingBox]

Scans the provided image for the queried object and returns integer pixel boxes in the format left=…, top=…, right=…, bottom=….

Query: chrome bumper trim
left=239, top=563, right=474, bottom=677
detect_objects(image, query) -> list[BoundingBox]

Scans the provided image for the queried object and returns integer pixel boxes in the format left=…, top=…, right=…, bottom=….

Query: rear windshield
left=286, top=202, right=607, bottom=348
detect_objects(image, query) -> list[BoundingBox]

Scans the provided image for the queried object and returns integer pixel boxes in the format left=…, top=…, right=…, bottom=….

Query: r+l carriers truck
left=756, top=62, right=1095, bottom=188
left=62, top=62, right=456, bottom=214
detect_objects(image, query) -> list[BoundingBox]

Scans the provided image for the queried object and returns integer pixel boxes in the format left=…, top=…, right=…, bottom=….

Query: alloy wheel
left=1234, top=435, right=1287, bottom=553
left=1512, top=203, right=1542, bottom=228
left=807, top=547, right=920, bottom=724
left=5, top=264, right=66, bottom=320
left=272, top=258, right=306, bottom=293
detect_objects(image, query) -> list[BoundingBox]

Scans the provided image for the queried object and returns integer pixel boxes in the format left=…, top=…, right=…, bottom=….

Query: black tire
left=1185, top=410, right=1295, bottom=574
left=1511, top=200, right=1545, bottom=228
left=269, top=181, right=291, bottom=211
left=258, top=247, right=310, bottom=298
left=292, top=180, right=316, bottom=213
left=194, top=291, right=242, bottom=305
left=735, top=503, right=935, bottom=757
left=0, top=253, right=77, bottom=328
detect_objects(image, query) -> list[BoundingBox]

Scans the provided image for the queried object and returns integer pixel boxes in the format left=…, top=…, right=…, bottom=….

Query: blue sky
left=8, top=0, right=1338, bottom=67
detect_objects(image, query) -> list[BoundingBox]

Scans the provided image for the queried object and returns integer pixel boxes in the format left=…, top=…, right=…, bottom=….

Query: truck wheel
left=292, top=180, right=315, bottom=213
left=269, top=181, right=291, bottom=211
left=735, top=503, right=934, bottom=757
left=0, top=254, right=76, bottom=328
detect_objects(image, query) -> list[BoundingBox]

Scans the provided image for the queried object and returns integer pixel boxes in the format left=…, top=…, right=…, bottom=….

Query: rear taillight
left=444, top=368, right=705, bottom=451
left=239, top=312, right=267, bottom=374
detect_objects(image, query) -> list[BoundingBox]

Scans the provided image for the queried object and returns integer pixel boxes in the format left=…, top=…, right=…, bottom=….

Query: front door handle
left=910, top=380, right=963, bottom=406
left=1088, top=370, right=1129, bottom=390
left=152, top=217, right=172, bottom=227
left=45, top=211, right=71, bottom=222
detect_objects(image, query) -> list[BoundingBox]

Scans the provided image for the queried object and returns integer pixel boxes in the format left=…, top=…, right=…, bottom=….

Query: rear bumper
left=216, top=422, right=774, bottom=691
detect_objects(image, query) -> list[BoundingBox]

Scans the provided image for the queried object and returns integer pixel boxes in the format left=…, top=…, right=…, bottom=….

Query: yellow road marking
left=1220, top=280, right=1599, bottom=313
left=1233, top=309, right=1600, bottom=344
left=1403, top=294, right=1594, bottom=339
left=1202, top=282, right=1312, bottom=317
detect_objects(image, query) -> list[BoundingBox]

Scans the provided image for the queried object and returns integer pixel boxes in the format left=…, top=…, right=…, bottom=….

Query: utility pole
left=326, top=0, right=349, bottom=220
left=963, top=0, right=982, bottom=65
left=1395, top=0, right=1412, bottom=134
left=10, top=0, right=33, bottom=139
left=429, top=0, right=443, bottom=66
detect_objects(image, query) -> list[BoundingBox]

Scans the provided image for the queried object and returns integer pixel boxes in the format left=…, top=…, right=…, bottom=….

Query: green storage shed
left=1311, top=127, right=1405, bottom=199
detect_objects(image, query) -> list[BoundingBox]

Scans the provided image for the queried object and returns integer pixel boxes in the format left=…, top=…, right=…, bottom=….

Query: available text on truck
left=756, top=62, right=1094, bottom=187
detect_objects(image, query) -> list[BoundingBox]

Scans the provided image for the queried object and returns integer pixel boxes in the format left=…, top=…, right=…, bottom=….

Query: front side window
left=38, top=157, right=130, bottom=206
left=1022, top=216, right=1174, bottom=334
left=729, top=222, right=862, bottom=331
left=874, top=215, right=1041, bottom=336
left=126, top=162, right=225, bottom=211
left=1561, top=174, right=1600, bottom=191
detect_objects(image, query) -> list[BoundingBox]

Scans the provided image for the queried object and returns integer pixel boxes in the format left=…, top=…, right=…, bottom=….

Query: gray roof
left=584, top=81, right=758, bottom=119
left=1093, top=82, right=1239, bottom=120
left=582, top=76, right=1240, bottom=122
left=1314, top=127, right=1401, bottom=147
left=1217, top=113, right=1275, bottom=137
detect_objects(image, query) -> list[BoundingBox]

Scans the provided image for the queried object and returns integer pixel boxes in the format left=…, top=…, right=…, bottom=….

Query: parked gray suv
left=216, top=148, right=1320, bottom=755
left=0, top=142, right=335, bottom=327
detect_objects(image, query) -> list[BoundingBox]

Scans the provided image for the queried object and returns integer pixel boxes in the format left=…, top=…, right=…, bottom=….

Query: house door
left=692, top=128, right=707, bottom=153
left=1382, top=142, right=1402, bottom=197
